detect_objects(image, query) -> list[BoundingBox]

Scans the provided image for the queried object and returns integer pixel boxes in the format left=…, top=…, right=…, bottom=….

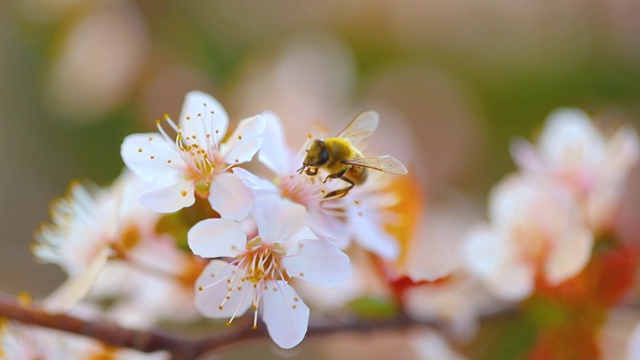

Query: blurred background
left=1, top=0, right=640, bottom=358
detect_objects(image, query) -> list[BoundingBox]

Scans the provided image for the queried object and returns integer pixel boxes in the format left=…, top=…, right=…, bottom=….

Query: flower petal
left=282, top=239, right=351, bottom=287
left=462, top=225, right=509, bottom=278
left=305, top=210, right=351, bottom=249
left=262, top=281, right=310, bottom=349
left=463, top=226, right=534, bottom=300
left=252, top=197, right=306, bottom=244
left=484, top=260, right=535, bottom=301
left=544, top=227, right=593, bottom=285
left=510, top=138, right=544, bottom=173
left=232, top=167, right=279, bottom=200
left=42, top=246, right=110, bottom=313
left=351, top=213, right=399, bottom=260
left=539, top=108, right=605, bottom=168
left=179, top=91, right=229, bottom=143
left=121, top=133, right=182, bottom=182
left=138, top=177, right=195, bottom=213
left=208, top=172, right=254, bottom=221
left=195, top=260, right=252, bottom=318
left=258, top=111, right=293, bottom=175
left=281, top=225, right=317, bottom=252
left=188, top=219, right=247, bottom=258
left=221, top=115, right=266, bottom=165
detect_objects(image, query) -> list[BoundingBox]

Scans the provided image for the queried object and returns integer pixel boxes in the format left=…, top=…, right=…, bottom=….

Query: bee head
left=304, top=139, right=329, bottom=167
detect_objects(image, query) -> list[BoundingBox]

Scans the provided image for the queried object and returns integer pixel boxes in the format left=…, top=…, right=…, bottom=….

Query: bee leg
left=323, top=169, right=346, bottom=184
left=323, top=175, right=355, bottom=199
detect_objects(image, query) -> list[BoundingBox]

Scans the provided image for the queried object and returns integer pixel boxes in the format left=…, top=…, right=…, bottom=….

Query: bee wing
left=336, top=110, right=379, bottom=141
left=343, top=155, right=408, bottom=175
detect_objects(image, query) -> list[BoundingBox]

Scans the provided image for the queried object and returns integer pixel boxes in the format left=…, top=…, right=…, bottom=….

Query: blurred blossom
left=32, top=170, right=187, bottom=314
left=511, top=108, right=640, bottom=233
left=45, top=2, right=148, bottom=123
left=395, top=189, right=479, bottom=283
left=463, top=174, right=593, bottom=301
left=32, top=180, right=121, bottom=313
left=411, top=330, right=468, bottom=360
left=403, top=194, right=505, bottom=339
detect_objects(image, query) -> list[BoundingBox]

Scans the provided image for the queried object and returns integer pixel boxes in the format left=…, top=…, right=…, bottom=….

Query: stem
left=0, top=293, right=435, bottom=359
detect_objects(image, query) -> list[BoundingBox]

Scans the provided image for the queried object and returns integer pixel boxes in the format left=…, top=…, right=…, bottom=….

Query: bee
left=298, top=110, right=408, bottom=199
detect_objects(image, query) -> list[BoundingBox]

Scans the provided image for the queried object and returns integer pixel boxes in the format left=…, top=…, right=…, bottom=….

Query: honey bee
left=298, top=110, right=408, bottom=199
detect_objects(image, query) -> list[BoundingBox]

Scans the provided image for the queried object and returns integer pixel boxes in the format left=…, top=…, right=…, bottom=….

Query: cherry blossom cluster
left=9, top=92, right=640, bottom=358
left=22, top=91, right=414, bottom=354
left=463, top=108, right=639, bottom=300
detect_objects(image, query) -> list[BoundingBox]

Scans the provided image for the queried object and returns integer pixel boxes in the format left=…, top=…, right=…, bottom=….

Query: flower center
left=155, top=115, right=224, bottom=198
left=239, top=238, right=287, bottom=285
left=198, top=238, right=292, bottom=329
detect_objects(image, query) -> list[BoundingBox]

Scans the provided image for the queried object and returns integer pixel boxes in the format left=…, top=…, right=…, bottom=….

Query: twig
left=0, top=293, right=435, bottom=359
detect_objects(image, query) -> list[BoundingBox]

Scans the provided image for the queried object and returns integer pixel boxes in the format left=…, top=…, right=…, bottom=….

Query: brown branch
left=0, top=293, right=436, bottom=359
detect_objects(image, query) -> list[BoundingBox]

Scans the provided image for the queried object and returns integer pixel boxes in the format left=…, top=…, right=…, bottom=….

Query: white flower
left=121, top=91, right=265, bottom=219
left=462, top=174, right=594, bottom=301
left=32, top=171, right=179, bottom=314
left=87, top=237, right=201, bottom=329
left=188, top=197, right=351, bottom=349
left=511, top=108, right=640, bottom=232
left=235, top=112, right=399, bottom=258
left=33, top=181, right=120, bottom=313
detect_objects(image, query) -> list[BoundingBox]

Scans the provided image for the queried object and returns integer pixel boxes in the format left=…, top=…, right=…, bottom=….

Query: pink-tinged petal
left=43, top=246, right=110, bottom=313
left=510, top=138, right=544, bottom=173
left=188, top=219, right=246, bottom=258
left=258, top=112, right=293, bottom=175
left=232, top=167, right=279, bottom=199
left=121, top=133, right=182, bottom=182
left=544, top=227, right=593, bottom=285
left=252, top=197, right=306, bottom=244
left=208, top=173, right=254, bottom=221
left=608, top=125, right=640, bottom=174
left=351, top=214, right=399, bottom=260
left=179, top=91, right=229, bottom=142
left=195, top=260, right=252, bottom=318
left=539, top=108, right=605, bottom=167
left=462, top=225, right=510, bottom=278
left=262, top=281, right=310, bottom=349
left=484, top=260, right=535, bottom=301
left=305, top=211, right=351, bottom=249
left=221, top=115, right=266, bottom=165
left=464, top=226, right=534, bottom=300
left=282, top=239, right=351, bottom=287
left=488, top=174, right=535, bottom=229
left=139, top=177, right=195, bottom=213
left=281, top=225, right=317, bottom=252
left=586, top=182, right=622, bottom=232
